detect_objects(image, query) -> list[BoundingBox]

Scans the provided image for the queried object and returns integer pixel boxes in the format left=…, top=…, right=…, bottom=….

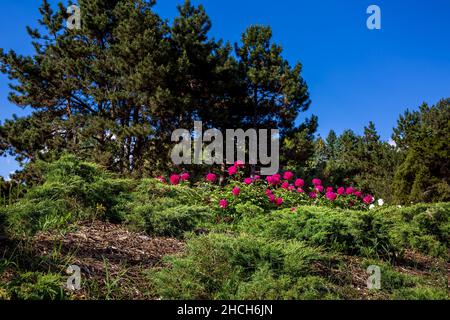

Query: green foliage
left=236, top=207, right=386, bottom=257
left=7, top=272, right=65, bottom=300
left=362, top=260, right=417, bottom=292
left=0, top=177, right=25, bottom=207
left=310, top=124, right=400, bottom=203
left=0, top=0, right=448, bottom=301
left=234, top=272, right=337, bottom=300
left=281, top=116, right=318, bottom=175
left=0, top=156, right=448, bottom=300
left=150, top=233, right=335, bottom=299
left=2, top=154, right=133, bottom=235
left=392, top=99, right=450, bottom=203
left=387, top=203, right=450, bottom=257
left=150, top=201, right=449, bottom=300
left=0, top=0, right=311, bottom=178
left=391, top=287, right=449, bottom=300
left=235, top=24, right=310, bottom=131
left=124, top=178, right=214, bottom=236
left=235, top=204, right=449, bottom=258
left=131, top=203, right=213, bottom=237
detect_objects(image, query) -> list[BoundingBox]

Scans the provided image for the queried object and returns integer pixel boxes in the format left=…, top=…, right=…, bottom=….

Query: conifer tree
left=392, top=99, right=450, bottom=203
left=235, top=25, right=311, bottom=134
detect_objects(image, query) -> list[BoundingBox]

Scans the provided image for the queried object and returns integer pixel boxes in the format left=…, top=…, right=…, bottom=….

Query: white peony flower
left=369, top=204, right=375, bottom=210
left=377, top=199, right=384, bottom=206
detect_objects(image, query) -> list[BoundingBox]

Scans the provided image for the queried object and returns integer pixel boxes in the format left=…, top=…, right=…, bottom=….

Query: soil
left=1, top=221, right=186, bottom=299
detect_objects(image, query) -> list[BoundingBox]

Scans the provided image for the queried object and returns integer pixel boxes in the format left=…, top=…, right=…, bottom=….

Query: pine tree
left=281, top=115, right=318, bottom=175
left=392, top=99, right=450, bottom=203
left=1, top=1, right=314, bottom=178
left=1, top=0, right=172, bottom=175
left=0, top=0, right=238, bottom=176
left=235, top=25, right=310, bottom=134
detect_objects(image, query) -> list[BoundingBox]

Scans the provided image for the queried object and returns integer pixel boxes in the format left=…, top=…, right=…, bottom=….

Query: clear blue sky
left=1, top=0, right=450, bottom=178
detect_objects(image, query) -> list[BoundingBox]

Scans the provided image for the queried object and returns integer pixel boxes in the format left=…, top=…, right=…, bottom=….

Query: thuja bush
left=150, top=233, right=339, bottom=300
left=2, top=154, right=133, bottom=235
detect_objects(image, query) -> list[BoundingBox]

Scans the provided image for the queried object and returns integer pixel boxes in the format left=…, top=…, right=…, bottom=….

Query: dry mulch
left=34, top=221, right=185, bottom=272
left=31, top=221, right=185, bottom=299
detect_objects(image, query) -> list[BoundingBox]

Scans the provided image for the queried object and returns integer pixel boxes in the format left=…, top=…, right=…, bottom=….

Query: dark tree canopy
left=392, top=99, right=450, bottom=203
left=0, top=0, right=311, bottom=178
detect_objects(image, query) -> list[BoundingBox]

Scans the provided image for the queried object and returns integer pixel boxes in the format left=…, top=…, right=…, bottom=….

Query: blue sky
left=1, top=0, right=450, bottom=178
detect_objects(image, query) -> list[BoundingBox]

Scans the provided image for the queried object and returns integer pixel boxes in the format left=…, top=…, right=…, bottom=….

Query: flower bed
left=158, top=163, right=375, bottom=214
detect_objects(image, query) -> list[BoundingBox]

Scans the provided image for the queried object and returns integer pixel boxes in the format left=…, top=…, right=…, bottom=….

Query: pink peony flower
left=283, top=171, right=294, bottom=181
left=253, top=175, right=260, bottom=181
left=273, top=175, right=281, bottom=184
left=265, top=189, right=272, bottom=196
left=228, top=166, right=238, bottom=175
left=157, top=176, right=166, bottom=183
left=206, top=173, right=217, bottom=182
left=288, top=185, right=295, bottom=191
left=281, top=182, right=290, bottom=189
left=315, top=185, right=324, bottom=193
left=363, top=195, right=374, bottom=204
left=291, top=207, right=297, bottom=212
left=312, top=178, right=322, bottom=186
left=234, top=160, right=245, bottom=168
left=243, top=178, right=253, bottom=185
left=326, top=186, right=334, bottom=193
left=353, top=191, right=362, bottom=198
left=337, top=187, right=345, bottom=195
left=309, top=192, right=317, bottom=199
left=294, top=178, right=304, bottom=187
left=346, top=187, right=355, bottom=195
left=267, top=174, right=280, bottom=185
left=297, top=188, right=304, bottom=193
left=180, top=172, right=190, bottom=181
left=326, top=191, right=337, bottom=201
left=275, top=197, right=283, bottom=206
left=268, top=194, right=276, bottom=202
left=232, top=186, right=240, bottom=196
left=219, top=199, right=228, bottom=208
left=169, top=174, right=180, bottom=185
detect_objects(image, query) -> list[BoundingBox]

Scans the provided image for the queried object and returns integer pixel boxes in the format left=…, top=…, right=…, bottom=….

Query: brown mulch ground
left=34, top=221, right=185, bottom=271
left=32, top=221, right=186, bottom=299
